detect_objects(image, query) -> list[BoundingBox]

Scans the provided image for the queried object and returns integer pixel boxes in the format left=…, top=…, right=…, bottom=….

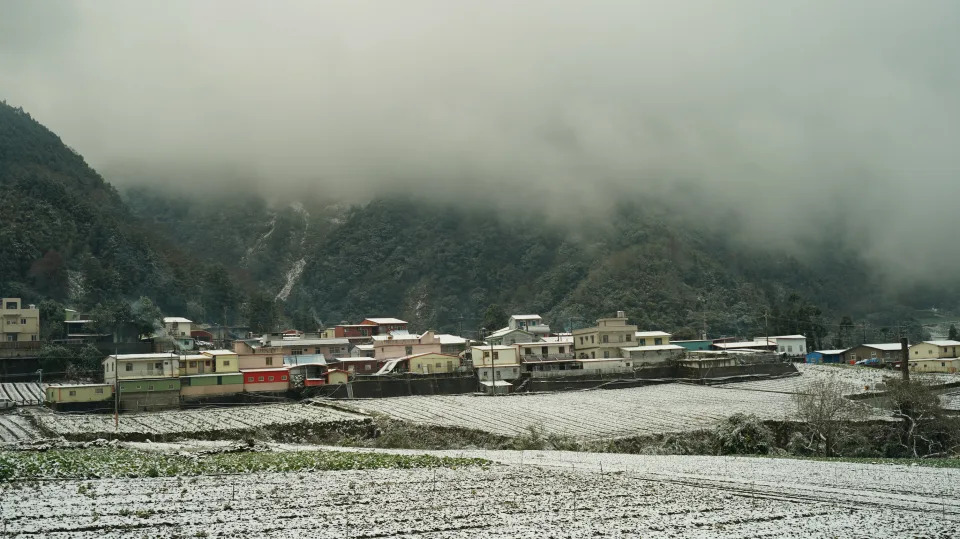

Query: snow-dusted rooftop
left=163, top=317, right=192, bottom=324
left=364, top=317, right=408, bottom=325
left=635, top=330, right=672, bottom=338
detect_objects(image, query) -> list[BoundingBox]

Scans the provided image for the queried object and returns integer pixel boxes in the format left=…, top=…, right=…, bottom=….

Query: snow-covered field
left=331, top=384, right=811, bottom=440
left=717, top=363, right=960, bottom=396
left=2, top=449, right=957, bottom=537
left=942, top=388, right=960, bottom=411
left=0, top=413, right=43, bottom=443
left=30, top=403, right=367, bottom=439
left=0, top=382, right=46, bottom=406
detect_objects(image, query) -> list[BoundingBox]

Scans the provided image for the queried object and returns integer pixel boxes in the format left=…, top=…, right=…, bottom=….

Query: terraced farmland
left=2, top=450, right=956, bottom=537
left=0, top=414, right=44, bottom=443
left=31, top=403, right=368, bottom=440
left=0, top=383, right=46, bottom=406
left=331, top=384, right=810, bottom=439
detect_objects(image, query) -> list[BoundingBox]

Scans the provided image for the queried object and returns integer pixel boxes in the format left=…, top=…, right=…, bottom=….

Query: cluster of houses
left=807, top=340, right=960, bottom=373
left=43, top=310, right=823, bottom=409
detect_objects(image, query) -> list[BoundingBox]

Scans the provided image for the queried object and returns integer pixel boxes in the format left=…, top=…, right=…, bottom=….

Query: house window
left=168, top=383, right=173, bottom=389
left=788, top=346, right=793, bottom=353
left=247, top=377, right=254, bottom=382
left=31, top=335, right=36, bottom=341
left=189, top=361, right=197, bottom=368
left=148, top=385, right=154, bottom=391
left=154, top=362, right=162, bottom=370
left=483, top=351, right=490, bottom=358
left=626, top=334, right=632, bottom=341
left=223, top=360, right=230, bottom=366
left=20, top=318, right=26, bottom=324
left=542, top=347, right=548, bottom=355
left=125, top=363, right=133, bottom=372
left=258, top=376, right=265, bottom=382
left=591, top=352, right=596, bottom=358
left=603, top=351, right=610, bottom=358
left=481, top=371, right=488, bottom=380
left=136, top=385, right=141, bottom=390
left=5, top=302, right=17, bottom=309
left=69, top=390, right=76, bottom=397
left=266, top=357, right=273, bottom=366
left=626, top=362, right=631, bottom=367
left=205, top=361, right=211, bottom=367
left=639, top=339, right=646, bottom=346
left=525, top=348, right=533, bottom=355
left=95, top=388, right=103, bottom=394
left=493, top=352, right=499, bottom=360
left=405, top=346, right=413, bottom=355
left=364, top=365, right=371, bottom=370
left=591, top=336, right=595, bottom=344
left=942, top=362, right=946, bottom=367
left=435, top=362, right=442, bottom=368
left=268, top=376, right=275, bottom=382
left=654, top=338, right=663, bottom=345
left=780, top=346, right=786, bottom=352
left=602, top=335, right=609, bottom=343
left=559, top=346, right=565, bottom=353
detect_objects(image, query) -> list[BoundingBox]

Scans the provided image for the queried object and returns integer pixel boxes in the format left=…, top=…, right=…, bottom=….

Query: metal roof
left=510, top=314, right=542, bottom=320
left=364, top=318, right=408, bottom=325
left=813, top=349, right=848, bottom=355
left=861, top=343, right=906, bottom=351
left=620, top=344, right=685, bottom=352
left=163, top=317, right=193, bottom=323
left=921, top=340, right=960, bottom=347
left=635, top=331, right=672, bottom=338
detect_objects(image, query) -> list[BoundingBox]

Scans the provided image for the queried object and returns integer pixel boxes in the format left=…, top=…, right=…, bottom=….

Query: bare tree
left=792, top=377, right=866, bottom=456
left=885, top=377, right=960, bottom=458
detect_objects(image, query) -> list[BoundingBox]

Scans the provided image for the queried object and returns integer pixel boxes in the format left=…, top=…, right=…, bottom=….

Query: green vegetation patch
left=0, top=448, right=487, bottom=481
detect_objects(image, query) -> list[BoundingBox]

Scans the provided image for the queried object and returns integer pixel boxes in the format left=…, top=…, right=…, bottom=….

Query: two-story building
left=1, top=298, right=39, bottom=343
left=909, top=340, right=960, bottom=360
left=486, top=327, right=535, bottom=346
left=620, top=344, right=685, bottom=364
left=373, top=330, right=442, bottom=359
left=572, top=311, right=637, bottom=359
left=471, top=345, right=521, bottom=381
left=102, top=352, right=181, bottom=411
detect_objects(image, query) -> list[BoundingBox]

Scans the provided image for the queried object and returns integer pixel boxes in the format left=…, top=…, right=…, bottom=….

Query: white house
left=508, top=315, right=550, bottom=337
left=760, top=335, right=808, bottom=356
left=909, top=340, right=960, bottom=359
left=486, top=326, right=535, bottom=346
left=163, top=317, right=193, bottom=337
left=103, top=353, right=180, bottom=384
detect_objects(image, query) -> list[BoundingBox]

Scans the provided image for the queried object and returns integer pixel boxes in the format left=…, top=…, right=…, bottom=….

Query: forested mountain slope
left=0, top=101, right=202, bottom=311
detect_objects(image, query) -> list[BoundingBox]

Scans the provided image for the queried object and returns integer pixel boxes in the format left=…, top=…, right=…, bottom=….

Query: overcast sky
left=2, top=1, right=959, bottom=283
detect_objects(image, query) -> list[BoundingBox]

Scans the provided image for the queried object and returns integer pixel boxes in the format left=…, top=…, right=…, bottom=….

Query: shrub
left=713, top=413, right=775, bottom=455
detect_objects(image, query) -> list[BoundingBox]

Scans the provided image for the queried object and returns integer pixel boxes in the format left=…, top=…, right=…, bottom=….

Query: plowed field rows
left=331, top=384, right=805, bottom=439
left=32, top=404, right=366, bottom=438
left=0, top=414, right=43, bottom=443
left=717, top=363, right=960, bottom=395
left=0, top=383, right=46, bottom=405
left=2, top=451, right=957, bottom=537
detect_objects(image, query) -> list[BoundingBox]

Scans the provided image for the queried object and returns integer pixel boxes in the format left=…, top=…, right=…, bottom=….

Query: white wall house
left=472, top=345, right=521, bottom=381
left=163, top=317, right=193, bottom=337
left=508, top=315, right=550, bottom=337
left=103, top=353, right=180, bottom=384
left=620, top=344, right=685, bottom=364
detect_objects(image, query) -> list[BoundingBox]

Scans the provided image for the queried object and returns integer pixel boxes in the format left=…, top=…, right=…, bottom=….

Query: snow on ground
left=717, top=363, right=960, bottom=396
left=30, top=403, right=366, bottom=438
left=2, top=450, right=957, bottom=537
left=0, top=382, right=46, bottom=406
left=942, top=388, right=960, bottom=411
left=0, top=413, right=43, bottom=444
left=330, top=384, right=813, bottom=440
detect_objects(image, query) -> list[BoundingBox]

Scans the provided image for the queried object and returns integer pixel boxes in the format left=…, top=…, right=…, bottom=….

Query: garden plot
left=2, top=453, right=957, bottom=537
left=942, top=388, right=960, bottom=411
left=0, top=414, right=43, bottom=444
left=31, top=403, right=367, bottom=440
left=0, top=382, right=46, bottom=406
left=717, top=363, right=960, bottom=396
left=329, top=384, right=803, bottom=439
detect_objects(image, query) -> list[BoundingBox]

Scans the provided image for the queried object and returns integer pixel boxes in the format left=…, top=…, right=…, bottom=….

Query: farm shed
left=46, top=383, right=113, bottom=411
left=327, top=369, right=349, bottom=385
left=806, top=350, right=847, bottom=364
left=180, top=373, right=244, bottom=399
left=242, top=368, right=291, bottom=392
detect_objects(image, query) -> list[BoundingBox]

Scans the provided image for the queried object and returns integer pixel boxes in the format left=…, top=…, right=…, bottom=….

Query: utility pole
left=764, top=312, right=770, bottom=349
left=900, top=337, right=910, bottom=381
left=36, top=369, right=42, bottom=386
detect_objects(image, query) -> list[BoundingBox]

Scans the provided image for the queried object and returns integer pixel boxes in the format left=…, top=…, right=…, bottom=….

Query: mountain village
left=1, top=297, right=957, bottom=412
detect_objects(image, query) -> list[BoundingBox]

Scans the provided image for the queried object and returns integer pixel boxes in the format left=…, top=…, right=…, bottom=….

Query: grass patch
left=0, top=448, right=487, bottom=481
left=755, top=454, right=960, bottom=469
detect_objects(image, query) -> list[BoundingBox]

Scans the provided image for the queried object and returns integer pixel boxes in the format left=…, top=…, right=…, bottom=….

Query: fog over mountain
left=2, top=1, right=959, bottom=284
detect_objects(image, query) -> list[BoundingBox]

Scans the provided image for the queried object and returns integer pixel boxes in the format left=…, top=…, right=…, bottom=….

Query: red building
left=241, top=368, right=290, bottom=393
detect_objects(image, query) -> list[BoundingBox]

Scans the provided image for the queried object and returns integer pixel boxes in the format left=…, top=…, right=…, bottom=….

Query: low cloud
left=2, top=1, right=959, bottom=283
